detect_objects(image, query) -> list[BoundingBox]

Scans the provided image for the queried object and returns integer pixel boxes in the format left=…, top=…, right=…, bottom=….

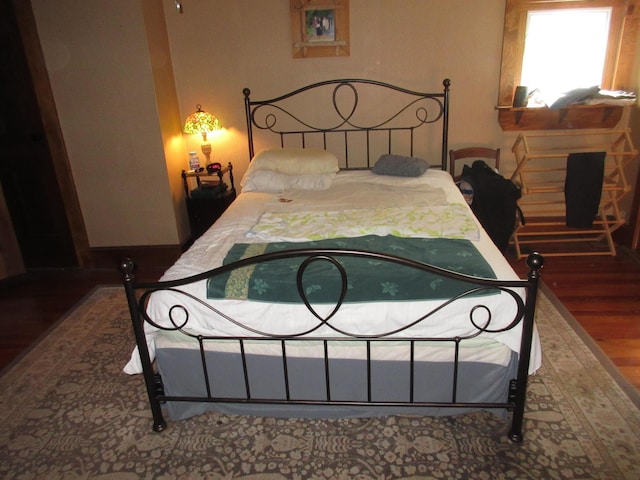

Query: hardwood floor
left=508, top=247, right=640, bottom=390
left=1, top=249, right=639, bottom=393
left=0, top=265, right=166, bottom=373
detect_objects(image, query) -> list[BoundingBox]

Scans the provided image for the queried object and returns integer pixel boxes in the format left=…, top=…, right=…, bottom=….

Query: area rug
left=0, top=285, right=639, bottom=479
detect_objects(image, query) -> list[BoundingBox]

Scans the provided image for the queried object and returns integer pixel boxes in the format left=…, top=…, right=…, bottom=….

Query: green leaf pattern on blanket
left=247, top=204, right=480, bottom=242
left=381, top=281, right=399, bottom=296
left=207, top=236, right=496, bottom=303
left=252, top=278, right=269, bottom=295
left=305, top=284, right=322, bottom=295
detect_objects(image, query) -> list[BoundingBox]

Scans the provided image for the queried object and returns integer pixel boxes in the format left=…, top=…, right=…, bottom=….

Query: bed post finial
left=526, top=252, right=544, bottom=278
left=120, top=257, right=136, bottom=283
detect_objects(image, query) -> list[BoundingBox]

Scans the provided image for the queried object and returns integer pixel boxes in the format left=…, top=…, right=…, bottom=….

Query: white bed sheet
left=124, top=169, right=541, bottom=375
left=156, top=331, right=515, bottom=367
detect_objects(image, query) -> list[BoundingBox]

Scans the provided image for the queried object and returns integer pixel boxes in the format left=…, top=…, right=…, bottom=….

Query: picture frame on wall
left=291, top=0, right=350, bottom=58
left=306, top=9, right=336, bottom=42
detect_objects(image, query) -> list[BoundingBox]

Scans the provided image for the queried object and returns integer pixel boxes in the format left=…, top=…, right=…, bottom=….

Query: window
left=521, top=8, right=611, bottom=103
left=498, top=0, right=639, bottom=110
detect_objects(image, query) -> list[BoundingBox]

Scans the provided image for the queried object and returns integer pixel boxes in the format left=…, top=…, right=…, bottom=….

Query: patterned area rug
left=1, top=285, right=639, bottom=479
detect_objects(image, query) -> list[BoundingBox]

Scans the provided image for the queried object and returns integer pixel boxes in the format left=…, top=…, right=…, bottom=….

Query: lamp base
left=201, top=143, right=212, bottom=163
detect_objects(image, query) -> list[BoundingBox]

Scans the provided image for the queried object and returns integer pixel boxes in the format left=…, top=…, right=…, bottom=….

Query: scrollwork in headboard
left=243, top=78, right=451, bottom=170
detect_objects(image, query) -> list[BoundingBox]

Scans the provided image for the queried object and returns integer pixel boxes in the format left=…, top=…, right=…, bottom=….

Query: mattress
left=124, top=169, right=541, bottom=375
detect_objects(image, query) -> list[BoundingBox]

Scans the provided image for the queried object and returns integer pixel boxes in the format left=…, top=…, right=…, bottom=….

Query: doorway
left=0, top=0, right=87, bottom=270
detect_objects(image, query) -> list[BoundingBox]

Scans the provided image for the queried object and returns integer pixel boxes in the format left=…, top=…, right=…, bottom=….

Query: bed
left=122, top=78, right=543, bottom=442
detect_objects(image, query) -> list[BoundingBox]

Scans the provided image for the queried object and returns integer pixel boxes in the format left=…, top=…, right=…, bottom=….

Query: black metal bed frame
left=122, top=78, right=543, bottom=442
left=122, top=251, right=542, bottom=442
left=244, top=78, right=451, bottom=169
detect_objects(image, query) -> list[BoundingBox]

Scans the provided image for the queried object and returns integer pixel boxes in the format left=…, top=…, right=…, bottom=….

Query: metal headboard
left=243, top=78, right=451, bottom=170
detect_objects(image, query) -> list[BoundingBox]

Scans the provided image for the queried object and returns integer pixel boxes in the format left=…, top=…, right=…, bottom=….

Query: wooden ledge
left=497, top=105, right=624, bottom=131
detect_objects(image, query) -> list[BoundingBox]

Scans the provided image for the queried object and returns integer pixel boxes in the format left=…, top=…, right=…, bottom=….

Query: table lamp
left=183, top=104, right=221, bottom=164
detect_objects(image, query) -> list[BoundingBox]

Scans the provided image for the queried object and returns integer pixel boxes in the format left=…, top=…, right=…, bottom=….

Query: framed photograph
left=291, top=0, right=349, bottom=58
left=305, top=9, right=336, bottom=42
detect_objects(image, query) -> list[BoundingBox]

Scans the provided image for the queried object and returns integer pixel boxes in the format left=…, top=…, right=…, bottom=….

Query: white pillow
left=247, top=148, right=340, bottom=175
left=241, top=170, right=336, bottom=193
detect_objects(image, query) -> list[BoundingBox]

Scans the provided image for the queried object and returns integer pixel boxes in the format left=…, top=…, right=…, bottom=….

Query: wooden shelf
left=498, top=105, right=624, bottom=131
left=181, top=163, right=234, bottom=196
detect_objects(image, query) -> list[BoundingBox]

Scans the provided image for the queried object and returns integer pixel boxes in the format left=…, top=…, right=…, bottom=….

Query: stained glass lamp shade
left=183, top=104, right=220, bottom=141
left=183, top=104, right=221, bottom=163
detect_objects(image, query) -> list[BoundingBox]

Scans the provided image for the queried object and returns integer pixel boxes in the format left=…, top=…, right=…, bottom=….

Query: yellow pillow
left=248, top=148, right=339, bottom=175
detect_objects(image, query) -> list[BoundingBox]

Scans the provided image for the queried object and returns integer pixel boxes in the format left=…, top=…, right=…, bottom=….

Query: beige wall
left=167, top=0, right=511, bottom=181
left=31, top=0, right=181, bottom=247
left=141, top=0, right=191, bottom=243
left=29, top=0, right=639, bottom=247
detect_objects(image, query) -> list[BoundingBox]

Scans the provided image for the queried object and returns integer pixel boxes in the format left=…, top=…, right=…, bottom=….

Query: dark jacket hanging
left=564, top=151, right=606, bottom=228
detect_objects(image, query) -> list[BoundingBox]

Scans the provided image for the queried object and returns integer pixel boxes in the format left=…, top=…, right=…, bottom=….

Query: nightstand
left=182, top=162, right=236, bottom=240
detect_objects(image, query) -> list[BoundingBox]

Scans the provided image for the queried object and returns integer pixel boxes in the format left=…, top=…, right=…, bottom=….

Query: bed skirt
left=155, top=333, right=518, bottom=421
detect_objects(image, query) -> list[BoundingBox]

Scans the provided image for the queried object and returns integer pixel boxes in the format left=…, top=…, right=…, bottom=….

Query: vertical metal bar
left=281, top=340, right=291, bottom=401
left=239, top=339, right=251, bottom=399
left=410, top=128, right=415, bottom=157
left=243, top=89, right=254, bottom=159
left=324, top=340, right=331, bottom=401
left=198, top=337, right=212, bottom=398
left=343, top=131, right=348, bottom=168
left=366, top=129, right=371, bottom=167
left=409, top=340, right=415, bottom=403
left=441, top=79, right=451, bottom=171
left=366, top=341, right=372, bottom=402
left=451, top=339, right=460, bottom=403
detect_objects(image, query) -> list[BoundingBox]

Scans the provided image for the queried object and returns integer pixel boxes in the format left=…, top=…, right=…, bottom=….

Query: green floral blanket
left=206, top=235, right=495, bottom=304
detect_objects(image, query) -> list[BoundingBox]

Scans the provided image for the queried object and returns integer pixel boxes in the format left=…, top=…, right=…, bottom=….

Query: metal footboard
left=121, top=250, right=542, bottom=442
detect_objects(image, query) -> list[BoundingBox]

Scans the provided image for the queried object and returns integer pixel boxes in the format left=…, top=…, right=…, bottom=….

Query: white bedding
left=156, top=331, right=514, bottom=366
left=124, top=169, right=541, bottom=375
left=246, top=204, right=479, bottom=241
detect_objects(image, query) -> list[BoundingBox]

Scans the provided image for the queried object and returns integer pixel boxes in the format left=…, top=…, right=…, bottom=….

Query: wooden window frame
left=498, top=0, right=640, bottom=130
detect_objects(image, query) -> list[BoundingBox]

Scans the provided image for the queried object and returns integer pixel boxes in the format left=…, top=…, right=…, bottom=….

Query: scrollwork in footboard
left=131, top=249, right=529, bottom=341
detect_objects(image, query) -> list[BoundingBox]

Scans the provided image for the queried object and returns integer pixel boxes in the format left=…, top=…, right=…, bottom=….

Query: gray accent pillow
left=372, top=154, right=430, bottom=177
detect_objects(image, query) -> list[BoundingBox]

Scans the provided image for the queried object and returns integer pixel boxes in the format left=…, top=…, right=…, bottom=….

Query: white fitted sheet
left=156, top=331, right=514, bottom=366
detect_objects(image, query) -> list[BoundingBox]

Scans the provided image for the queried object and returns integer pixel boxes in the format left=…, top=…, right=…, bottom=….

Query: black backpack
left=461, top=160, right=523, bottom=253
